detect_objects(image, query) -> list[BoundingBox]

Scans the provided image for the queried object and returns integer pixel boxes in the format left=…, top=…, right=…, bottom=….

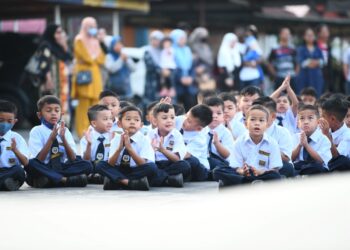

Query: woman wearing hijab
left=105, top=35, right=136, bottom=99
left=71, top=17, right=105, bottom=138
left=144, top=30, right=164, bottom=102
left=170, top=29, right=196, bottom=111
left=217, top=33, right=242, bottom=92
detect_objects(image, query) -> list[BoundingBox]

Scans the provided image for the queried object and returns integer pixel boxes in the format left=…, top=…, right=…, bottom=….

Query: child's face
left=182, top=112, right=202, bottom=131
left=163, top=40, right=172, bottom=49
left=208, top=105, right=224, bottom=129
left=155, top=108, right=175, bottom=134
left=0, top=112, right=16, bottom=135
left=276, top=96, right=291, bottom=113
left=239, top=94, right=260, bottom=115
left=91, top=110, right=113, bottom=133
left=38, top=103, right=61, bottom=124
left=246, top=109, right=268, bottom=138
left=118, top=111, right=142, bottom=135
left=301, top=95, right=317, bottom=106
left=298, top=109, right=319, bottom=136
left=345, top=108, right=350, bottom=128
left=113, top=42, right=123, bottom=53
left=100, top=96, right=120, bottom=119
left=223, top=100, right=237, bottom=122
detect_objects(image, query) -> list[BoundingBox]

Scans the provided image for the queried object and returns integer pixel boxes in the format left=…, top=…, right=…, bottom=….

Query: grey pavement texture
left=1, top=173, right=350, bottom=250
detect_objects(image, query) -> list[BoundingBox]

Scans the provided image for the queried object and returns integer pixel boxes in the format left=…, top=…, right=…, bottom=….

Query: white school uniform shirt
left=293, top=128, right=332, bottom=168
left=276, top=108, right=298, bottom=135
left=232, top=111, right=245, bottom=125
left=140, top=124, right=153, bottom=137
left=80, top=130, right=112, bottom=161
left=111, top=120, right=123, bottom=134
left=266, top=122, right=293, bottom=161
left=148, top=128, right=187, bottom=161
left=182, top=130, right=210, bottom=169
left=0, top=130, right=29, bottom=168
left=231, top=133, right=283, bottom=171
left=228, top=117, right=247, bottom=140
left=175, top=115, right=185, bottom=131
left=29, top=124, right=77, bottom=164
left=109, top=130, right=155, bottom=167
left=330, top=123, right=350, bottom=158
left=203, top=124, right=235, bottom=163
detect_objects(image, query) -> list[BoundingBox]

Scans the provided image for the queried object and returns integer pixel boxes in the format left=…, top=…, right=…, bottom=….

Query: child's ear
left=91, top=120, right=97, bottom=128
left=36, top=112, right=41, bottom=120
left=117, top=120, right=122, bottom=128
left=271, top=113, right=277, bottom=120
left=13, top=118, right=18, bottom=125
left=195, top=125, right=202, bottom=132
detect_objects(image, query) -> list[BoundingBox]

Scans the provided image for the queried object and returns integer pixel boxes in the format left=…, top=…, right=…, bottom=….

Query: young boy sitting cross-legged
left=26, top=95, right=92, bottom=188
left=96, top=106, right=168, bottom=191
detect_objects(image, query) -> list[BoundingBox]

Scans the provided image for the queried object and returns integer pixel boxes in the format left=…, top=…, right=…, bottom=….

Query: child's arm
left=11, top=138, right=28, bottom=166
left=285, top=78, right=299, bottom=116
left=292, top=144, right=302, bottom=162
left=270, top=75, right=289, bottom=101
left=319, top=118, right=339, bottom=158
left=157, top=137, right=180, bottom=162
left=124, top=133, right=146, bottom=166
left=36, top=126, right=59, bottom=162
left=108, top=135, right=123, bottom=166
left=82, top=129, right=92, bottom=161
left=59, top=122, right=76, bottom=161
left=212, top=131, right=230, bottom=159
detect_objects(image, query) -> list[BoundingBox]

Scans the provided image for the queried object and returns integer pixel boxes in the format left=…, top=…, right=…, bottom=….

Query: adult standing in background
left=105, top=35, right=136, bottom=99
left=217, top=33, right=241, bottom=92
left=189, top=27, right=214, bottom=78
left=71, top=17, right=105, bottom=138
left=267, top=27, right=297, bottom=90
left=317, top=24, right=333, bottom=92
left=296, top=28, right=324, bottom=97
left=144, top=30, right=164, bottom=102
left=170, top=29, right=196, bottom=111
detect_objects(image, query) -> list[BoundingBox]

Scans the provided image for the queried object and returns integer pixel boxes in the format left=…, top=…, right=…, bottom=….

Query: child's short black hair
left=161, top=37, right=173, bottom=48
left=173, top=103, right=186, bottom=116
left=253, top=96, right=277, bottom=113
left=203, top=96, right=224, bottom=109
left=298, top=104, right=319, bottom=117
left=247, top=104, right=270, bottom=120
left=218, top=92, right=237, bottom=105
left=37, top=95, right=61, bottom=111
left=118, top=106, right=142, bottom=121
left=321, top=97, right=348, bottom=122
left=0, top=100, right=17, bottom=116
left=190, top=104, right=213, bottom=127
left=99, top=90, right=119, bottom=100
left=240, top=86, right=263, bottom=97
left=153, top=103, right=174, bottom=117
left=146, top=101, right=159, bottom=113
left=198, top=89, right=217, bottom=100
left=300, top=87, right=317, bottom=98
left=88, top=104, right=110, bottom=123
left=119, top=100, right=135, bottom=109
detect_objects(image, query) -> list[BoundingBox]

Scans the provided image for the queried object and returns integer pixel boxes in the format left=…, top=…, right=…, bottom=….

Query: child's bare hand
left=84, top=128, right=92, bottom=144
left=212, top=131, right=220, bottom=146
left=49, top=125, right=59, bottom=141
left=160, top=96, right=172, bottom=104
left=318, top=118, right=330, bottom=136
left=117, top=133, right=125, bottom=151
left=251, top=166, right=265, bottom=176
left=300, top=132, right=308, bottom=147
left=123, top=131, right=132, bottom=150
left=243, top=164, right=250, bottom=176
left=151, top=137, right=160, bottom=151
left=281, top=74, right=291, bottom=90
left=11, top=138, right=17, bottom=152
left=58, top=121, right=66, bottom=140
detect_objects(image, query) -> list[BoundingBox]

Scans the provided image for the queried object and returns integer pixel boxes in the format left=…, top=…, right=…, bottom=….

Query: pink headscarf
left=75, top=17, right=101, bottom=59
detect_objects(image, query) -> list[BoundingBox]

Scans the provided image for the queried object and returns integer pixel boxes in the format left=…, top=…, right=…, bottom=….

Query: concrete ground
left=1, top=174, right=350, bottom=250
left=1, top=130, right=349, bottom=249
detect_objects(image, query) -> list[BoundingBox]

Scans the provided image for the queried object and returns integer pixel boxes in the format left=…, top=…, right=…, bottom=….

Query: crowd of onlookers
left=25, top=17, right=350, bottom=136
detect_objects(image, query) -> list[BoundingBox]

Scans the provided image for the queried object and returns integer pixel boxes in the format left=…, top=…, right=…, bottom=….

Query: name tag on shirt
left=8, top=158, right=16, bottom=165
left=259, top=150, right=270, bottom=156
left=104, top=144, right=111, bottom=148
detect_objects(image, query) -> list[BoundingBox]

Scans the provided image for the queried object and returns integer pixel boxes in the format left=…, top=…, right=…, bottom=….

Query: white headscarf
left=217, top=33, right=241, bottom=73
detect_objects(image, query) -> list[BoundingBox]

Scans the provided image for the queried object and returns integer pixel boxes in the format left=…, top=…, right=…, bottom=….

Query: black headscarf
left=40, top=24, right=72, bottom=61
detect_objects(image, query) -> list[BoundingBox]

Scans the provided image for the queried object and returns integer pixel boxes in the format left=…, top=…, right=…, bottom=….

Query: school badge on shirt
left=52, top=147, right=59, bottom=154
left=166, top=140, right=174, bottom=151
left=122, top=155, right=130, bottom=162
left=96, top=153, right=104, bottom=161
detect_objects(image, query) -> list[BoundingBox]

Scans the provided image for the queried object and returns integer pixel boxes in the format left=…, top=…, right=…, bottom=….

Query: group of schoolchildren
left=1, top=75, right=350, bottom=191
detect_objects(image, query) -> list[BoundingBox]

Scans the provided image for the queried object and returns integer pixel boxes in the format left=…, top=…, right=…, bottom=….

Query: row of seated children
left=1, top=74, right=350, bottom=190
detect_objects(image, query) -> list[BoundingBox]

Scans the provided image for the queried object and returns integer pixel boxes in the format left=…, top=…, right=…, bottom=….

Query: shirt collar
left=153, top=128, right=176, bottom=140
left=91, top=129, right=110, bottom=140
left=1, top=130, right=12, bottom=141
left=309, top=128, right=322, bottom=143
left=130, top=131, right=143, bottom=143
left=331, top=123, right=348, bottom=138
left=243, top=132, right=269, bottom=145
